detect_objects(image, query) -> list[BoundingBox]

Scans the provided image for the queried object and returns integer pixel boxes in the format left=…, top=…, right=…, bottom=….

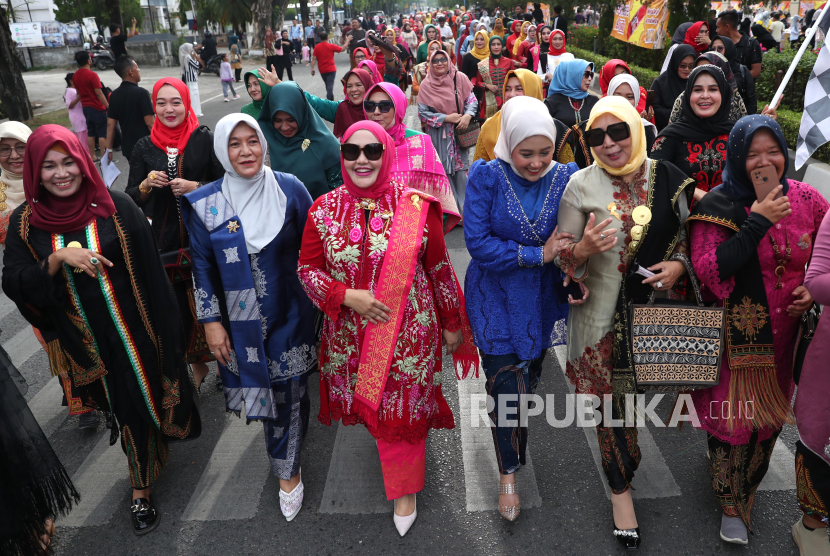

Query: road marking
left=62, top=433, right=130, bottom=527
left=201, top=93, right=224, bottom=104
left=0, top=293, right=18, bottom=321
left=180, top=412, right=271, bottom=521
left=318, top=423, right=388, bottom=514
left=5, top=325, right=44, bottom=369
left=28, top=376, right=67, bottom=437
left=447, top=247, right=543, bottom=511
left=552, top=345, right=680, bottom=500
left=758, top=439, right=796, bottom=491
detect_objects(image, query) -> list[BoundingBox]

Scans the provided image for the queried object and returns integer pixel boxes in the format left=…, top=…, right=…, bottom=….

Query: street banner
left=10, top=22, right=45, bottom=47
left=611, top=0, right=669, bottom=49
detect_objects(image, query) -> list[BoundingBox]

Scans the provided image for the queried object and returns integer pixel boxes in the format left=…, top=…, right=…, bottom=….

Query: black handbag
left=793, top=302, right=821, bottom=385
left=452, top=73, right=481, bottom=148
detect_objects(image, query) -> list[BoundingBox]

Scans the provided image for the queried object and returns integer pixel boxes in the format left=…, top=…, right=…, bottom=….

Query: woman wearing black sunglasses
left=555, top=96, right=695, bottom=550
left=297, top=120, right=477, bottom=537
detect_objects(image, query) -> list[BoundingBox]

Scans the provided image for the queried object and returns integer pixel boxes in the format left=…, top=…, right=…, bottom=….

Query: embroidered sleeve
left=553, top=185, right=588, bottom=280
left=297, top=202, right=347, bottom=321
left=690, top=220, right=735, bottom=299
left=648, top=135, right=672, bottom=160
left=423, top=206, right=462, bottom=331
left=325, top=165, right=344, bottom=191
left=464, top=162, right=540, bottom=272
left=188, top=213, right=223, bottom=324
left=418, top=102, right=446, bottom=126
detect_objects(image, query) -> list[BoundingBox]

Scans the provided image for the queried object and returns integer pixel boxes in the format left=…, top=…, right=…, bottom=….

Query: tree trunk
left=0, top=8, right=33, bottom=121
left=299, top=0, right=309, bottom=30
left=250, top=0, right=273, bottom=49
left=322, top=0, right=329, bottom=31
left=104, top=0, right=124, bottom=30
left=274, top=0, right=290, bottom=32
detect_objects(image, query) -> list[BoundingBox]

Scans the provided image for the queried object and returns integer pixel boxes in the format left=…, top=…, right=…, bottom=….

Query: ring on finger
left=89, top=256, right=99, bottom=265
left=600, top=233, right=606, bottom=240
left=657, top=281, right=664, bottom=289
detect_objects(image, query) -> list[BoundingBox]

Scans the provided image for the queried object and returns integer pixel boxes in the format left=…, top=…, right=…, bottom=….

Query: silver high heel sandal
left=498, top=481, right=520, bottom=521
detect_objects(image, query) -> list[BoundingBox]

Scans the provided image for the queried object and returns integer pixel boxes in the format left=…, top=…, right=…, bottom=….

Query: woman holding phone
left=687, top=115, right=828, bottom=546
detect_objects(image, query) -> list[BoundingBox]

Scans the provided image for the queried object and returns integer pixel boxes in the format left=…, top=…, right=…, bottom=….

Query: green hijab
left=417, top=25, right=439, bottom=64
left=257, top=81, right=341, bottom=199
left=241, top=69, right=272, bottom=119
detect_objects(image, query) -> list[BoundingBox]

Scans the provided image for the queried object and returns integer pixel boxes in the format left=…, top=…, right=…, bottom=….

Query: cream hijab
left=586, top=96, right=647, bottom=177
left=494, top=96, right=557, bottom=178
left=213, top=113, right=286, bottom=254
left=0, top=121, right=32, bottom=211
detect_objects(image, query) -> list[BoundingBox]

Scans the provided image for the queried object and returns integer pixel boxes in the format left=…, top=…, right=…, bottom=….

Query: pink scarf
left=416, top=49, right=472, bottom=116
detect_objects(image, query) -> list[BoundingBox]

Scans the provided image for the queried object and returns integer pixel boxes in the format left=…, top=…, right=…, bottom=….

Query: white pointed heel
left=393, top=495, right=417, bottom=537
left=279, top=476, right=304, bottom=522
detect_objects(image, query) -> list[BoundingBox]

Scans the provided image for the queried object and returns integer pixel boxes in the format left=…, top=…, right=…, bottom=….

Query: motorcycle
left=89, top=43, right=115, bottom=70
left=202, top=53, right=225, bottom=76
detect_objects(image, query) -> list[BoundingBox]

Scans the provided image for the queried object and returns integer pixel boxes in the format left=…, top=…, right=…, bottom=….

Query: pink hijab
left=340, top=121, right=395, bottom=200
left=357, top=59, right=383, bottom=84
left=416, top=49, right=472, bottom=116
left=363, top=82, right=460, bottom=231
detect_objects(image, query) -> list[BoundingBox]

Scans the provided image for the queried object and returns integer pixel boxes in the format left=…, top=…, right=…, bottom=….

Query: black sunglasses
left=431, top=56, right=449, bottom=65
left=583, top=70, right=595, bottom=79
left=364, top=100, right=395, bottom=113
left=585, top=121, right=631, bottom=147
left=341, top=142, right=385, bottom=161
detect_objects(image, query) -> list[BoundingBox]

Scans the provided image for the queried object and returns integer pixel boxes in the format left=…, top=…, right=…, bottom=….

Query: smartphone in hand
left=751, top=165, right=782, bottom=201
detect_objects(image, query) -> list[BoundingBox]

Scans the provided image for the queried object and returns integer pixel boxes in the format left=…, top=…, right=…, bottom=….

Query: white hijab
left=606, top=74, right=656, bottom=131
left=660, top=43, right=678, bottom=75
left=0, top=121, right=32, bottom=211
left=213, top=113, right=286, bottom=254
left=494, top=96, right=557, bottom=178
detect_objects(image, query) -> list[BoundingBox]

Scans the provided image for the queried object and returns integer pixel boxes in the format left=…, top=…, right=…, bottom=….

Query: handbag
left=453, top=73, right=481, bottom=149
left=792, top=302, right=821, bottom=385
left=630, top=257, right=726, bottom=391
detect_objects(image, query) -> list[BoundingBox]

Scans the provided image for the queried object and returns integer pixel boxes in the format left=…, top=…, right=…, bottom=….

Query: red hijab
left=549, top=29, right=567, bottom=55
left=598, top=59, right=649, bottom=116
left=683, top=21, right=709, bottom=53
left=340, top=121, right=396, bottom=200
left=24, top=125, right=116, bottom=233
left=333, top=68, right=374, bottom=138
left=150, top=77, right=200, bottom=153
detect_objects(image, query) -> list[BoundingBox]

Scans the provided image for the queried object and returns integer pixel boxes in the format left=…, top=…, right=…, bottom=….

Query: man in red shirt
left=73, top=51, right=109, bottom=161
left=310, top=31, right=342, bottom=100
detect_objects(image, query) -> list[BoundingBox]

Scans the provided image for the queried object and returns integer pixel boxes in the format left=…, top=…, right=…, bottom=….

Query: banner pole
left=771, top=9, right=829, bottom=109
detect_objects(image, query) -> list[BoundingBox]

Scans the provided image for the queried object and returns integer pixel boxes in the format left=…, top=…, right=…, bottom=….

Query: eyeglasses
left=583, top=71, right=595, bottom=79
left=585, top=121, right=631, bottom=147
left=364, top=100, right=395, bottom=113
left=713, top=45, right=725, bottom=53
left=678, top=63, right=695, bottom=71
left=0, top=145, right=25, bottom=158
left=431, top=56, right=448, bottom=65
left=341, top=142, right=385, bottom=161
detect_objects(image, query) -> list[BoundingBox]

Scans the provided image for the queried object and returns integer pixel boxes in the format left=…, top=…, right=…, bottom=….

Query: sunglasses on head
left=364, top=100, right=395, bottom=113
left=341, top=142, right=385, bottom=161
left=585, top=121, right=631, bottom=148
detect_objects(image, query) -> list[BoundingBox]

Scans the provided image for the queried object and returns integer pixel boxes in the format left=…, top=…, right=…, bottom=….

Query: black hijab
left=717, top=35, right=743, bottom=80
left=658, top=64, right=735, bottom=143
left=740, top=17, right=752, bottom=36
left=697, top=51, right=736, bottom=90
left=671, top=22, right=693, bottom=46
left=714, top=114, right=789, bottom=206
left=653, top=44, right=696, bottom=107
left=538, top=25, right=551, bottom=73
left=751, top=24, right=778, bottom=50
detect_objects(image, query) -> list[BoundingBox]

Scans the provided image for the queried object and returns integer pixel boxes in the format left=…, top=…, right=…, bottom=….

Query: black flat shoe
left=613, top=525, right=641, bottom=550
left=131, top=496, right=160, bottom=536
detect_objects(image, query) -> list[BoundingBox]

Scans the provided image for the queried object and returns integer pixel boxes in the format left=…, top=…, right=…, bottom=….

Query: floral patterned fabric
left=297, top=182, right=461, bottom=443
left=690, top=181, right=829, bottom=444
left=650, top=133, right=728, bottom=195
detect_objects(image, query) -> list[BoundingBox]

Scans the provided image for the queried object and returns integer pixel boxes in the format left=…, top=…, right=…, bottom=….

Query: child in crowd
left=220, top=54, right=240, bottom=102
left=302, top=40, right=311, bottom=65
left=63, top=72, right=91, bottom=157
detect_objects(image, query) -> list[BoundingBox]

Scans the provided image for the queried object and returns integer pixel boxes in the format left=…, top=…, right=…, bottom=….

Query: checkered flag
left=796, top=9, right=830, bottom=169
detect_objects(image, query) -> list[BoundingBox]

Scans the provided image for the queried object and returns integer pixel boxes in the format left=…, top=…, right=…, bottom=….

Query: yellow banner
left=611, top=0, right=670, bottom=49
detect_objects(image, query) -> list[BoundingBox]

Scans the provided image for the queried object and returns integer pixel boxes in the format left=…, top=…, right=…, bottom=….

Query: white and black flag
left=796, top=9, right=830, bottom=169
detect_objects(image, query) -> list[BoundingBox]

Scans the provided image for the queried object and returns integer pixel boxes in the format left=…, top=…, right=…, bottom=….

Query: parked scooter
left=89, top=40, right=115, bottom=70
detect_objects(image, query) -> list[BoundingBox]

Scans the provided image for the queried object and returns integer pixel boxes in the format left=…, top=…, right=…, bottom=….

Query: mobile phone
left=645, top=90, right=655, bottom=111
left=751, top=165, right=782, bottom=201
left=555, top=279, right=584, bottom=304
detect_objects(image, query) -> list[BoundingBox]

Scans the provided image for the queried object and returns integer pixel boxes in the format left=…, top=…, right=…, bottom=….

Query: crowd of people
left=3, top=4, right=830, bottom=556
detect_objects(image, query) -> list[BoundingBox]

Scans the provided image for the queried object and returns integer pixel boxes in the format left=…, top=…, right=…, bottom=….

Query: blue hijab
left=547, top=59, right=592, bottom=99
left=714, top=114, right=790, bottom=207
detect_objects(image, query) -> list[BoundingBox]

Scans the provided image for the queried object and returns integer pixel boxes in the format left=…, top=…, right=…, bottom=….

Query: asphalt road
left=11, top=51, right=808, bottom=556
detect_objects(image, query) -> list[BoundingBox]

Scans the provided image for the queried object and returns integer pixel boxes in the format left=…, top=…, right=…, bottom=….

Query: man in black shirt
left=717, top=9, right=762, bottom=78
left=552, top=5, right=568, bottom=32
left=109, top=18, right=138, bottom=59
left=198, top=31, right=217, bottom=69
left=342, top=18, right=366, bottom=59
left=106, top=56, right=154, bottom=164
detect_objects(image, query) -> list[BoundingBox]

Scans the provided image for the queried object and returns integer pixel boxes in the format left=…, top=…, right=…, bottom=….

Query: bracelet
left=139, top=180, right=151, bottom=194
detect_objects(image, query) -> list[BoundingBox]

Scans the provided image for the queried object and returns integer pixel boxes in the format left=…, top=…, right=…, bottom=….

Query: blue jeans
left=320, top=71, right=336, bottom=101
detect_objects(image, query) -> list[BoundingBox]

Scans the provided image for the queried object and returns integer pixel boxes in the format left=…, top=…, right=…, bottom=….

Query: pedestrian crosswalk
left=0, top=236, right=802, bottom=531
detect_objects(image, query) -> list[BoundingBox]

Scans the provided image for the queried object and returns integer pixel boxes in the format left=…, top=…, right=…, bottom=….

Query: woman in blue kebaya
left=182, top=113, right=317, bottom=523
left=463, top=96, right=585, bottom=522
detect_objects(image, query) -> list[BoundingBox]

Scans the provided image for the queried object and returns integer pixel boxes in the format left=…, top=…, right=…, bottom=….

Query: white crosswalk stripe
left=181, top=412, right=271, bottom=521
left=6, top=325, right=44, bottom=369
left=28, top=376, right=68, bottom=437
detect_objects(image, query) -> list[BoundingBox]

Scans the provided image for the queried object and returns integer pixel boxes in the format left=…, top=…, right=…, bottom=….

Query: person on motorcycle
left=198, top=31, right=217, bottom=69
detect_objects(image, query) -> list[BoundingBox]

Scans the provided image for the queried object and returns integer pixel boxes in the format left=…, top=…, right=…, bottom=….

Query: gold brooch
left=411, top=194, right=421, bottom=211
left=607, top=202, right=621, bottom=220
left=66, top=241, right=84, bottom=272
left=227, top=220, right=240, bottom=233
left=631, top=225, right=643, bottom=241
left=301, top=138, right=311, bottom=152
left=632, top=206, right=652, bottom=225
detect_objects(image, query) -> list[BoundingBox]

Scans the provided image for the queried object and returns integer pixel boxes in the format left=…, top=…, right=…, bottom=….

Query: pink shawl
left=416, top=49, right=472, bottom=116
left=364, top=81, right=460, bottom=231
left=357, top=60, right=383, bottom=84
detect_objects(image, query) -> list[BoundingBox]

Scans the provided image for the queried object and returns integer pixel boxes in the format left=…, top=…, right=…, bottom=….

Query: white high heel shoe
left=393, top=495, right=417, bottom=537
left=279, top=475, right=304, bottom=522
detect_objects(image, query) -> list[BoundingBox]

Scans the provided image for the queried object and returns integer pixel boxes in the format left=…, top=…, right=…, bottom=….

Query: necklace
left=568, top=98, right=582, bottom=124
left=768, top=224, right=791, bottom=290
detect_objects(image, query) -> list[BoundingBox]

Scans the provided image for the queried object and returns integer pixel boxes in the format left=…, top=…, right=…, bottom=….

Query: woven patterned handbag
left=630, top=257, right=726, bottom=391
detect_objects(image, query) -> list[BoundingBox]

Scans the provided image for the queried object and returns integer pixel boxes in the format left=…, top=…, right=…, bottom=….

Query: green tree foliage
left=54, top=0, right=142, bottom=28
left=203, top=0, right=251, bottom=28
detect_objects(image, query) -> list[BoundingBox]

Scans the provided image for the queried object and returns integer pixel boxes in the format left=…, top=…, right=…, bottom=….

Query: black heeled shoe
left=613, top=525, right=641, bottom=550
left=131, top=496, right=160, bottom=536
